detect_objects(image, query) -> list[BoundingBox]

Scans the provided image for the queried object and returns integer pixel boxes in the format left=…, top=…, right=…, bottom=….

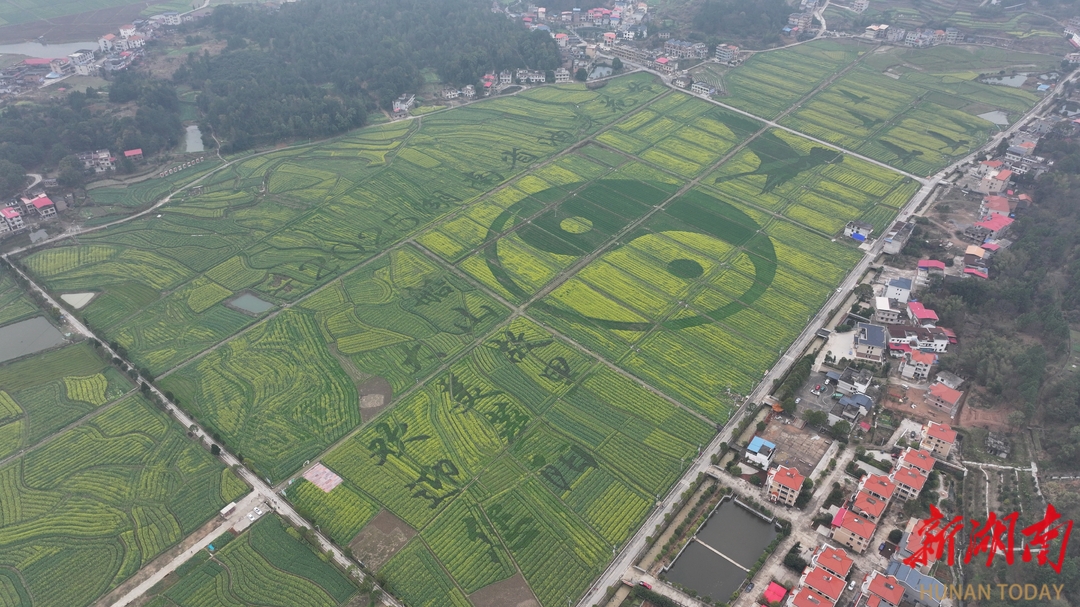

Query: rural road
left=0, top=257, right=401, bottom=607
left=25, top=173, right=42, bottom=191
left=576, top=64, right=1076, bottom=607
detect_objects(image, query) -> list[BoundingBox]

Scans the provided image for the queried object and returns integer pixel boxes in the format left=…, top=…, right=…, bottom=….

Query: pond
left=589, top=66, right=613, bottom=80
left=0, top=41, right=96, bottom=58
left=977, top=111, right=1009, bottom=127
left=0, top=316, right=67, bottom=363
left=981, top=74, right=1028, bottom=88
left=185, top=125, right=205, bottom=153
left=228, top=293, right=274, bottom=315
left=664, top=498, right=778, bottom=602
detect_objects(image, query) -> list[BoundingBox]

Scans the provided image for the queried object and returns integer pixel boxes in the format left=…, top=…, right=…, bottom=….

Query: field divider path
left=0, top=386, right=139, bottom=468
left=576, top=69, right=1078, bottom=607
left=1, top=254, right=406, bottom=607
left=156, top=88, right=674, bottom=381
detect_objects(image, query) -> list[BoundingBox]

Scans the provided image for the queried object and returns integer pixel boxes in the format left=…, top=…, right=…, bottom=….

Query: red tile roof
left=866, top=595, right=882, bottom=607
left=928, top=383, right=962, bottom=405
left=902, top=448, right=935, bottom=473
left=765, top=581, right=788, bottom=603
left=907, top=302, right=938, bottom=322
left=789, top=586, right=835, bottom=607
left=909, top=349, right=935, bottom=366
left=1, top=208, right=19, bottom=219
left=770, top=465, right=805, bottom=492
left=893, top=466, right=927, bottom=492
left=124, top=148, right=143, bottom=157
left=926, top=421, right=956, bottom=444
left=976, top=214, right=1013, bottom=232
left=868, top=572, right=905, bottom=606
left=853, top=490, right=888, bottom=520
left=983, top=195, right=1010, bottom=214
left=964, top=268, right=989, bottom=279
left=24, top=57, right=53, bottom=65
left=994, top=169, right=1013, bottom=181
left=861, top=474, right=895, bottom=500
left=839, top=510, right=876, bottom=540
left=814, top=544, right=853, bottom=578
left=917, top=259, right=945, bottom=270
left=30, top=196, right=53, bottom=209
left=980, top=160, right=1003, bottom=167
left=804, top=567, right=845, bottom=601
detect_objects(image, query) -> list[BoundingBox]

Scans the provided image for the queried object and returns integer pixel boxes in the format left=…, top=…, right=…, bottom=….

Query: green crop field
left=15, top=68, right=939, bottom=607
left=779, top=43, right=1052, bottom=174
left=0, top=340, right=135, bottom=459
left=0, top=393, right=248, bottom=607
left=144, top=516, right=359, bottom=607
left=0, top=268, right=38, bottom=327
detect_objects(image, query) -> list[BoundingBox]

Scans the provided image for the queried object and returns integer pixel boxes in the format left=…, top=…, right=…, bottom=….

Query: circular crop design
left=484, top=180, right=777, bottom=331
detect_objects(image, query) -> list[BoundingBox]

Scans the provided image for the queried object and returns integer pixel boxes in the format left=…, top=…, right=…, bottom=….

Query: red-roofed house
left=99, top=33, right=117, bottom=52
left=891, top=466, right=927, bottom=501
left=859, top=474, right=895, bottom=502
left=120, top=24, right=137, bottom=38
left=977, top=160, right=1003, bottom=176
left=921, top=421, right=957, bottom=458
left=964, top=268, right=989, bottom=279
left=974, top=214, right=1013, bottom=239
left=851, top=490, right=888, bottom=523
left=767, top=465, right=805, bottom=507
left=801, top=567, right=845, bottom=603
left=865, top=571, right=905, bottom=607
left=979, top=195, right=1010, bottom=218
left=832, top=510, right=876, bottom=553
left=124, top=149, right=143, bottom=160
left=926, top=382, right=963, bottom=416
left=900, top=448, right=935, bottom=476
left=899, top=516, right=935, bottom=568
left=0, top=207, right=24, bottom=233
left=787, top=586, right=835, bottom=607
left=555, top=32, right=569, bottom=47
left=812, top=544, right=853, bottom=578
left=764, top=581, right=788, bottom=604
left=977, top=168, right=1012, bottom=194
left=900, top=348, right=935, bottom=380
left=27, top=195, right=56, bottom=219
left=906, top=301, right=938, bottom=327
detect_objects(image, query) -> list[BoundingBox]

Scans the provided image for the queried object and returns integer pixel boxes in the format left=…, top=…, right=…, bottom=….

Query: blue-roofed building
left=745, top=436, right=776, bottom=470
left=886, top=277, right=913, bottom=303
left=886, top=560, right=946, bottom=607
left=854, top=322, right=887, bottom=363
left=839, top=393, right=873, bottom=410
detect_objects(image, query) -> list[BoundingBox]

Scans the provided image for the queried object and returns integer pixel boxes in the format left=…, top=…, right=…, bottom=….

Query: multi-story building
left=850, top=489, right=888, bottom=524
left=832, top=509, right=876, bottom=553
left=859, top=474, right=895, bottom=502
left=68, top=49, right=96, bottom=76
left=746, top=436, right=776, bottom=470
left=882, top=221, right=915, bottom=255
left=715, top=43, right=739, bottom=64
left=24, top=195, right=56, bottom=219
left=925, top=383, right=963, bottom=417
left=77, top=149, right=114, bottom=173
left=690, top=81, right=714, bottom=96
left=787, top=586, right=834, bottom=607
left=921, top=422, right=957, bottom=459
left=906, top=301, right=938, bottom=327
left=899, top=448, right=935, bottom=476
left=853, top=0, right=869, bottom=12
left=853, top=322, right=887, bottom=363
left=886, top=325, right=949, bottom=353
left=0, top=207, right=24, bottom=233
left=554, top=68, right=571, bottom=83
left=863, top=571, right=905, bottom=607
left=891, top=465, right=927, bottom=501
left=766, top=465, right=804, bottom=507
left=874, top=297, right=901, bottom=324
left=899, top=349, right=935, bottom=380
left=392, top=94, right=415, bottom=113
left=945, top=27, right=961, bottom=43
left=885, top=277, right=912, bottom=303
left=802, top=566, right=845, bottom=604
left=811, top=544, right=853, bottom=579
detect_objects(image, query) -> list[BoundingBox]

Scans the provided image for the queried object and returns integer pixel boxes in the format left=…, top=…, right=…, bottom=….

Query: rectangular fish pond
left=662, top=497, right=780, bottom=603
left=228, top=293, right=275, bottom=315
left=0, top=316, right=67, bottom=363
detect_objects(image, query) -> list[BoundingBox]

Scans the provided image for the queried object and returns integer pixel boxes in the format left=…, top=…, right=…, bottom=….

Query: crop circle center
left=667, top=258, right=704, bottom=278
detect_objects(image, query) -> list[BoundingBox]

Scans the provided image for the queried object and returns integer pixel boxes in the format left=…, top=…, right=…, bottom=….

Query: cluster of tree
left=178, top=0, right=559, bottom=152
left=692, top=0, right=789, bottom=47
left=0, top=71, right=182, bottom=193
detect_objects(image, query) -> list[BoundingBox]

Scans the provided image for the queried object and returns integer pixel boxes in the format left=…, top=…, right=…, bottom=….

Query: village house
left=49, top=58, right=74, bottom=76
left=442, top=88, right=460, bottom=99
left=916, top=259, right=945, bottom=281
left=68, top=50, right=96, bottom=76
left=979, top=195, right=1010, bottom=218
left=23, top=195, right=56, bottom=219
left=554, top=68, right=571, bottom=83
left=0, top=207, right=24, bottom=234
left=77, top=149, right=115, bottom=172
left=920, top=421, right=956, bottom=458
left=891, top=465, right=926, bottom=502
left=832, top=509, right=875, bottom=553
left=884, top=561, right=947, bottom=607
left=934, top=371, right=963, bottom=391
left=834, top=366, right=873, bottom=395
left=851, top=489, right=889, bottom=524
left=654, top=57, right=675, bottom=73
left=98, top=33, right=117, bottom=52
left=966, top=214, right=1013, bottom=243
left=800, top=567, right=845, bottom=604
left=690, top=81, right=714, bottom=96
left=906, top=301, right=938, bottom=327
left=886, top=325, right=949, bottom=354
left=462, top=85, right=476, bottom=99
left=766, top=465, right=804, bottom=507
left=853, top=0, right=869, bottom=12
left=925, top=382, right=963, bottom=417
left=123, top=148, right=143, bottom=162
left=884, top=277, right=912, bottom=303
left=672, top=75, right=691, bottom=89
left=392, top=94, right=415, bottom=114
left=899, top=448, right=935, bottom=477
left=900, top=348, right=935, bottom=380
left=715, top=43, right=739, bottom=64
left=873, top=297, right=901, bottom=324
left=787, top=586, right=834, bottom=607
left=745, top=436, right=776, bottom=470
left=499, top=71, right=512, bottom=85
left=119, top=24, right=137, bottom=38
left=882, top=221, right=914, bottom=255
left=863, top=571, right=905, bottom=607
left=844, top=220, right=873, bottom=240
left=788, top=12, right=813, bottom=29
left=853, top=322, right=887, bottom=363
left=885, top=27, right=907, bottom=42
left=555, top=32, right=569, bottom=47
left=977, top=168, right=1012, bottom=194
left=811, top=544, right=853, bottom=579
left=859, top=474, right=895, bottom=502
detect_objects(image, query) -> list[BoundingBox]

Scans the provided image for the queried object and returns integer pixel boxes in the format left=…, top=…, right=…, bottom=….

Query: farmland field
left=13, top=68, right=936, bottom=607
left=144, top=516, right=359, bottom=607
left=0, top=393, right=248, bottom=607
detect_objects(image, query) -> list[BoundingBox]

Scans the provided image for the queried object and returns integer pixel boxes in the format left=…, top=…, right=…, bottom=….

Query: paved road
left=1, top=257, right=400, bottom=607
left=576, top=68, right=1074, bottom=607
left=25, top=173, right=42, bottom=191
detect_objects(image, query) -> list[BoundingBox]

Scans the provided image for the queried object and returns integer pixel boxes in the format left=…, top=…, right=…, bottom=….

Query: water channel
left=0, top=316, right=67, bottom=363
left=664, top=498, right=778, bottom=602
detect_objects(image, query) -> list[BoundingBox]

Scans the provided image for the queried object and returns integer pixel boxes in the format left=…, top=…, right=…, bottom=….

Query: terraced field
left=9, top=68, right=944, bottom=607
left=0, top=394, right=248, bottom=607
left=144, top=516, right=359, bottom=607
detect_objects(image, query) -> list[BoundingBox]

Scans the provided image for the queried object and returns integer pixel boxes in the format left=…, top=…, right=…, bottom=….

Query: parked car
left=638, top=581, right=652, bottom=590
